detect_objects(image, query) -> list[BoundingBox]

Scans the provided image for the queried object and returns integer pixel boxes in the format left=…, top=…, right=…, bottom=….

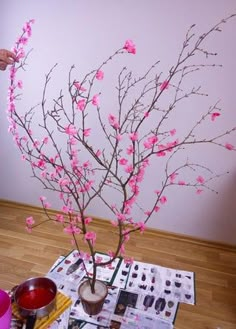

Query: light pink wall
left=0, top=0, right=235, bottom=244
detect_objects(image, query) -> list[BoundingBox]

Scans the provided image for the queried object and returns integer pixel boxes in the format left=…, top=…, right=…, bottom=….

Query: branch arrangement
left=7, top=16, right=235, bottom=292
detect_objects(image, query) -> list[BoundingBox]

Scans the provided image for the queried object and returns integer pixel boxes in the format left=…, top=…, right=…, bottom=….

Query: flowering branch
left=6, top=17, right=235, bottom=293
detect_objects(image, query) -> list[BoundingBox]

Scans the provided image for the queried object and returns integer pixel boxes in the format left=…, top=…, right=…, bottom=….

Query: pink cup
left=0, top=289, right=12, bottom=329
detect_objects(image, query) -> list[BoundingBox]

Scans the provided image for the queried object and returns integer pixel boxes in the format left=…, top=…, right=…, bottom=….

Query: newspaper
left=42, top=251, right=195, bottom=328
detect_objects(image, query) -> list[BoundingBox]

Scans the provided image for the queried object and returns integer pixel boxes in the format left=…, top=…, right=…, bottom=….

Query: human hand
left=0, top=49, right=18, bottom=71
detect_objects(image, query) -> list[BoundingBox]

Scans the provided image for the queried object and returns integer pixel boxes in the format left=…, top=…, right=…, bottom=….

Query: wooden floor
left=0, top=200, right=236, bottom=329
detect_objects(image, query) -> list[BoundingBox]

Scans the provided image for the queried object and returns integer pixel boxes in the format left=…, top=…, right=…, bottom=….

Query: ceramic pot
left=78, top=279, right=108, bottom=315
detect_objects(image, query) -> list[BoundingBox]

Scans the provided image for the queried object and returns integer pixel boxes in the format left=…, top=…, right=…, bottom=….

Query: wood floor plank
left=0, top=201, right=236, bottom=328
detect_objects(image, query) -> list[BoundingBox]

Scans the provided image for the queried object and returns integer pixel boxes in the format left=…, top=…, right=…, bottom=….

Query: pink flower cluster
left=25, top=216, right=35, bottom=233
left=7, top=19, right=35, bottom=146
left=123, top=40, right=136, bottom=54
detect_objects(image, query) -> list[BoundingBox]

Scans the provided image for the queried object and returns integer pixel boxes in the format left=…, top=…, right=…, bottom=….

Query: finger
left=5, top=49, right=18, bottom=61
left=0, top=61, right=7, bottom=71
left=5, top=57, right=15, bottom=65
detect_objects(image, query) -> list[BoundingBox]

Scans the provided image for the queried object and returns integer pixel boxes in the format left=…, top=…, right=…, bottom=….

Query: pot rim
left=14, top=276, right=57, bottom=312
left=78, top=279, right=108, bottom=305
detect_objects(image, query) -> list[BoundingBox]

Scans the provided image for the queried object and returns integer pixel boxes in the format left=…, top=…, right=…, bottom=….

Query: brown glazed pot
left=78, top=279, right=108, bottom=315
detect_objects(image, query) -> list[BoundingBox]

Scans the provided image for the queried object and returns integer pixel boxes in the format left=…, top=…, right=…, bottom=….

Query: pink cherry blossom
left=225, top=143, right=234, bottom=150
left=132, top=185, right=139, bottom=195
left=196, top=176, right=205, bottom=184
left=33, top=140, right=40, bottom=148
left=125, top=164, right=133, bottom=173
left=119, top=243, right=126, bottom=255
left=160, top=196, right=167, bottom=204
left=124, top=257, right=134, bottom=265
left=149, top=135, right=158, bottom=144
left=178, top=180, right=186, bottom=185
left=62, top=205, right=70, bottom=213
left=8, top=102, right=15, bottom=113
left=59, top=192, right=64, bottom=200
left=170, top=129, right=176, bottom=136
left=157, top=151, right=166, bottom=157
left=143, top=140, right=152, bottom=149
left=78, top=251, right=91, bottom=261
left=160, top=80, right=169, bottom=91
left=137, top=169, right=145, bottom=182
left=96, top=70, right=104, bottom=80
left=108, top=114, right=115, bottom=124
left=77, top=99, right=86, bottom=111
left=154, top=206, right=160, bottom=212
left=58, top=177, right=69, bottom=186
left=74, top=82, right=86, bottom=92
left=16, top=48, right=25, bottom=60
left=17, top=80, right=23, bottom=89
left=108, top=114, right=120, bottom=129
left=26, top=216, right=35, bottom=226
left=83, top=160, right=91, bottom=168
left=39, top=196, right=46, bottom=202
left=17, top=36, right=28, bottom=45
left=119, top=158, right=128, bottom=165
left=44, top=202, right=51, bottom=209
left=50, top=171, right=57, bottom=179
left=64, top=225, right=81, bottom=235
left=92, top=94, right=99, bottom=106
left=116, top=213, right=126, bottom=222
left=111, top=204, right=117, bottom=210
left=83, top=128, right=91, bottom=137
left=211, top=112, right=221, bottom=121
left=23, top=20, right=34, bottom=37
left=124, top=207, right=131, bottom=215
left=96, top=149, right=102, bottom=157
left=9, top=67, right=17, bottom=80
left=113, top=122, right=120, bottom=130
left=95, top=255, right=103, bottom=263
left=56, top=214, right=64, bottom=223
left=85, top=217, right=93, bottom=225
left=170, top=172, right=178, bottom=183
left=122, top=229, right=130, bottom=242
left=84, top=231, right=96, bottom=245
left=41, top=171, right=47, bottom=178
left=196, top=189, right=203, bottom=194
left=84, top=180, right=94, bottom=191
left=126, top=145, right=134, bottom=155
left=144, top=111, right=149, bottom=118
left=107, top=250, right=115, bottom=258
left=69, top=136, right=77, bottom=145
left=116, top=134, right=122, bottom=141
left=123, top=40, right=136, bottom=54
left=65, top=124, right=77, bottom=135
left=135, top=221, right=146, bottom=234
left=129, top=132, right=138, bottom=141
left=37, top=159, right=46, bottom=168
left=42, top=136, right=49, bottom=144
left=110, top=220, right=118, bottom=227
left=166, top=140, right=178, bottom=152
left=143, top=135, right=158, bottom=149
left=124, top=196, right=136, bottom=208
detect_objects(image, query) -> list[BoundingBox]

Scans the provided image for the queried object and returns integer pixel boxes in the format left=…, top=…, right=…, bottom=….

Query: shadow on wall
left=202, top=171, right=236, bottom=245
